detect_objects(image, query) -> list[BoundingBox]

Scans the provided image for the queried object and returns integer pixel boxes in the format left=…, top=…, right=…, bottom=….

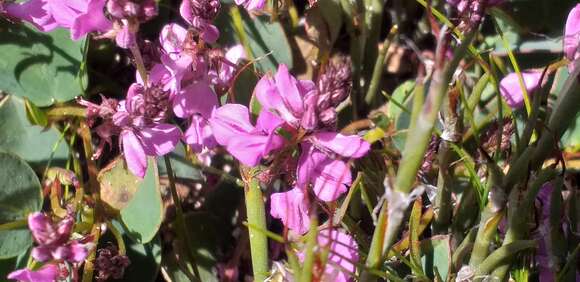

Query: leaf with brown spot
left=98, top=157, right=140, bottom=211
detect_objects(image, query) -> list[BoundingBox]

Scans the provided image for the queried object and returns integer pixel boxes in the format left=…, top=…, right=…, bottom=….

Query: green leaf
left=0, top=21, right=86, bottom=106
left=0, top=96, right=69, bottom=167
left=98, top=157, right=141, bottom=211
left=157, top=143, right=203, bottom=181
left=120, top=157, right=164, bottom=243
left=124, top=235, right=162, bottom=281
left=420, top=235, right=452, bottom=281
left=0, top=152, right=43, bottom=258
left=216, top=8, right=293, bottom=73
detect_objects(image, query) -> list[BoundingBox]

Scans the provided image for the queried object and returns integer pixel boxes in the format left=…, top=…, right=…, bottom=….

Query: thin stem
left=190, top=161, right=244, bottom=188
left=107, top=221, right=127, bottom=256
left=81, top=224, right=102, bottom=282
left=364, top=25, right=398, bottom=105
left=164, top=156, right=202, bottom=282
left=244, top=175, right=269, bottom=281
left=299, top=216, right=319, bottom=282
left=0, top=219, right=27, bottom=231
left=130, top=45, right=148, bottom=85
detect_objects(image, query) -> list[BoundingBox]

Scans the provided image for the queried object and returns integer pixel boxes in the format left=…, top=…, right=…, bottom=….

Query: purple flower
left=8, top=264, right=59, bottom=282
left=255, top=64, right=317, bottom=128
left=499, top=71, right=543, bottom=109
left=184, top=114, right=217, bottom=153
left=4, top=0, right=58, bottom=32
left=297, top=229, right=359, bottom=282
left=209, top=104, right=285, bottom=166
left=270, top=187, right=311, bottom=234
left=113, top=83, right=180, bottom=178
left=565, top=4, right=580, bottom=71
left=235, top=0, right=266, bottom=12
left=179, top=0, right=220, bottom=43
left=255, top=65, right=370, bottom=234
left=4, top=0, right=112, bottom=40
left=297, top=133, right=369, bottom=202
left=103, top=0, right=157, bottom=48
left=208, top=45, right=246, bottom=94
left=27, top=212, right=91, bottom=263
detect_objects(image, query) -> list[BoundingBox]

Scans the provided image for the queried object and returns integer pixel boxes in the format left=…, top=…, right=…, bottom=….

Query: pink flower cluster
left=209, top=65, right=370, bottom=235
left=8, top=213, right=92, bottom=282
left=77, top=0, right=246, bottom=178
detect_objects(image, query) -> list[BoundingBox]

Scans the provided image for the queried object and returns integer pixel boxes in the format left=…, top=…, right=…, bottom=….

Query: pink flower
left=297, top=229, right=359, bottom=282
left=4, top=0, right=58, bottom=32
left=27, top=212, right=91, bottom=263
left=235, top=0, right=266, bottom=12
left=270, top=188, right=311, bottom=234
left=298, top=133, right=369, bottom=202
left=8, top=264, right=59, bottom=282
left=564, top=4, right=580, bottom=71
left=184, top=114, right=217, bottom=153
left=255, top=64, right=317, bottom=128
left=499, top=71, right=543, bottom=109
left=179, top=0, right=220, bottom=43
left=5, top=0, right=112, bottom=40
left=255, top=64, right=370, bottom=234
left=209, top=104, right=285, bottom=166
left=209, top=45, right=246, bottom=92
left=113, top=83, right=180, bottom=178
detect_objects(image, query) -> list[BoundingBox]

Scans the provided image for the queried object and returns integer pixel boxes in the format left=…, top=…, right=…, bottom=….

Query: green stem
left=107, top=221, right=127, bottom=256
left=0, top=219, right=27, bottom=231
left=475, top=240, right=536, bottom=277
left=299, top=216, right=319, bottom=282
left=164, top=156, right=202, bottom=282
left=433, top=140, right=453, bottom=233
left=130, top=45, right=148, bottom=85
left=468, top=209, right=503, bottom=267
left=364, top=26, right=398, bottom=105
left=532, top=61, right=580, bottom=168
left=190, top=161, right=244, bottom=188
left=245, top=175, right=269, bottom=281
left=230, top=6, right=255, bottom=62
left=394, top=29, right=474, bottom=195
left=491, top=169, right=556, bottom=280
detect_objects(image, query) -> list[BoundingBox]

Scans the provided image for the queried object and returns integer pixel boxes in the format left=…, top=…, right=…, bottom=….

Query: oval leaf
left=120, top=157, right=164, bottom=243
left=0, top=21, right=86, bottom=106
left=0, top=152, right=43, bottom=258
left=0, top=96, right=69, bottom=167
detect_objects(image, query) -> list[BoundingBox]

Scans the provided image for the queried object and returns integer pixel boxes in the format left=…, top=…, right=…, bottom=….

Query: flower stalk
left=243, top=171, right=269, bottom=281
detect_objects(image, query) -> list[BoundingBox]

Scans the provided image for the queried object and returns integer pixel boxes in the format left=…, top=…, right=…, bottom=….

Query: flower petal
left=564, top=4, right=580, bottom=61
left=209, top=104, right=256, bottom=146
left=311, top=157, right=351, bottom=202
left=160, top=23, right=188, bottom=55
left=71, top=0, right=112, bottom=40
left=310, top=132, right=370, bottom=158
left=224, top=134, right=271, bottom=166
left=122, top=130, right=147, bottom=178
left=270, top=188, right=311, bottom=234
left=317, top=229, right=359, bottom=282
left=5, top=0, right=58, bottom=32
left=201, top=24, right=220, bottom=44
left=499, top=71, right=543, bottom=109
left=275, top=64, right=304, bottom=116
left=8, top=264, right=59, bottom=282
left=139, top=124, right=181, bottom=156
left=184, top=115, right=217, bottom=152
left=179, top=0, right=193, bottom=25
left=172, top=81, right=217, bottom=118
